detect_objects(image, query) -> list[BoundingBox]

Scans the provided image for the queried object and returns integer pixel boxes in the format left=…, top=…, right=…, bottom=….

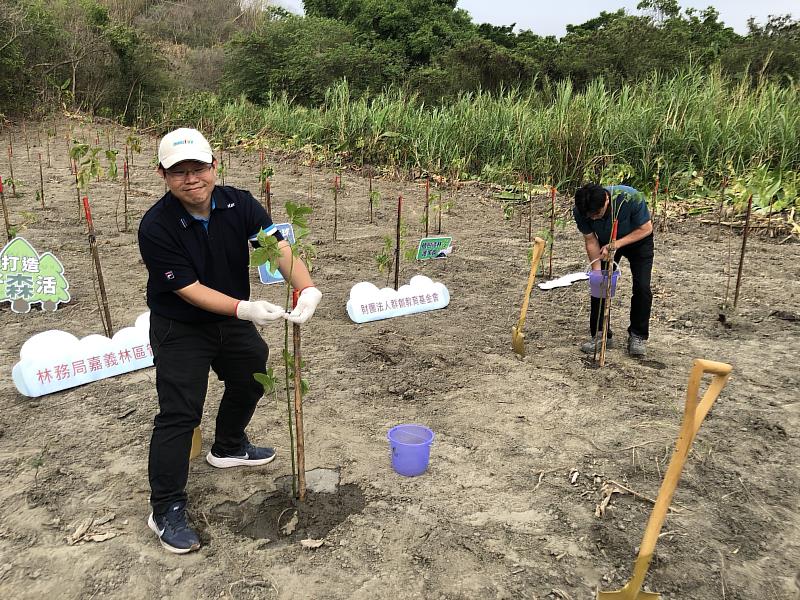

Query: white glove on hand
left=285, top=287, right=322, bottom=325
left=236, top=300, right=285, bottom=326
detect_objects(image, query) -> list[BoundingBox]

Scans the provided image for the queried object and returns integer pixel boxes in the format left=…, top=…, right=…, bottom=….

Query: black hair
left=574, top=183, right=609, bottom=217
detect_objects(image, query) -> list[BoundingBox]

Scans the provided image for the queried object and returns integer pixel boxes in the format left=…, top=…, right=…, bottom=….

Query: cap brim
left=161, top=151, right=214, bottom=169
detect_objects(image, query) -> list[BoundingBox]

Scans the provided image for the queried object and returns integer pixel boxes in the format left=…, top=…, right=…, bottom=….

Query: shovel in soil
left=512, top=237, right=546, bottom=357
left=189, top=426, right=202, bottom=460
left=597, top=358, right=732, bottom=600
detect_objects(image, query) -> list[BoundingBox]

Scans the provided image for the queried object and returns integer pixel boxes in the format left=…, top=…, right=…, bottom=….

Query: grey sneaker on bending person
left=580, top=335, right=615, bottom=354
left=628, top=334, right=647, bottom=357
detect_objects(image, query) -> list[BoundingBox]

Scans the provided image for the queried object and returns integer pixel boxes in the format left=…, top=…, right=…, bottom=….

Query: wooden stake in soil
left=394, top=195, right=402, bottom=291
left=122, top=163, right=129, bottom=232
left=46, top=136, right=51, bottom=168
left=292, top=289, right=307, bottom=502
left=733, top=194, right=753, bottom=308
left=597, top=220, right=619, bottom=367
left=83, top=197, right=114, bottom=337
left=527, top=176, right=532, bottom=243
left=6, top=146, right=16, bottom=197
left=265, top=179, right=272, bottom=215
left=548, top=186, right=556, bottom=278
left=716, top=176, right=728, bottom=243
left=370, top=172, right=376, bottom=225
left=660, top=187, right=669, bottom=233
left=0, top=176, right=12, bottom=241
left=38, top=153, right=44, bottom=208
left=72, top=159, right=82, bottom=220
left=424, top=177, right=429, bottom=236
left=333, top=175, right=339, bottom=241
left=23, top=122, right=30, bottom=162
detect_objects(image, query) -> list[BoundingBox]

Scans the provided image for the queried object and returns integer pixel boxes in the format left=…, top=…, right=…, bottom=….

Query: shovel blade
left=189, top=426, right=202, bottom=460
left=511, top=326, right=526, bottom=356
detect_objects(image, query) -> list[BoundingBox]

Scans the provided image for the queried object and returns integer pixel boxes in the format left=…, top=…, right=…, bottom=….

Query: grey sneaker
left=580, top=335, right=615, bottom=354
left=628, top=334, right=647, bottom=357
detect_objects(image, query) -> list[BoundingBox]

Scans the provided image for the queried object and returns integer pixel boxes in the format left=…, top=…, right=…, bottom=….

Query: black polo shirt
left=138, top=186, right=283, bottom=323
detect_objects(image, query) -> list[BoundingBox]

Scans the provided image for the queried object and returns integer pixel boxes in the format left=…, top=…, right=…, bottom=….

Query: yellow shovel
left=512, top=237, right=547, bottom=357
left=597, top=358, right=733, bottom=600
left=189, top=426, right=202, bottom=460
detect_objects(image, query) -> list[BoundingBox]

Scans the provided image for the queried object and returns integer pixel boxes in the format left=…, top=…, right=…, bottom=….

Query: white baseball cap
left=158, top=128, right=214, bottom=169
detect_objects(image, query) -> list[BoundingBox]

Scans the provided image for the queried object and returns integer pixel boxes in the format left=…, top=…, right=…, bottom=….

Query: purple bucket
left=388, top=424, right=434, bottom=477
left=588, top=269, right=620, bottom=298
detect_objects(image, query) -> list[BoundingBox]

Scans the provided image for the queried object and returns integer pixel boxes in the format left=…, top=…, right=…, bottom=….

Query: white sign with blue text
left=257, top=223, right=295, bottom=285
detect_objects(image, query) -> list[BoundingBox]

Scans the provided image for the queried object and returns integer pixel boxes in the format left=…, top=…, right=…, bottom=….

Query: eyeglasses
left=165, top=164, right=214, bottom=179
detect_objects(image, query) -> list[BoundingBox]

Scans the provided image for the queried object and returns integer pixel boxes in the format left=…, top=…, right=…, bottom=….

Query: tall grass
left=156, top=67, right=800, bottom=192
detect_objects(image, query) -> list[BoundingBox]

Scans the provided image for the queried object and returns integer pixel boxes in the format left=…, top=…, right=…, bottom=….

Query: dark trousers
left=148, top=312, right=268, bottom=514
left=590, top=235, right=654, bottom=340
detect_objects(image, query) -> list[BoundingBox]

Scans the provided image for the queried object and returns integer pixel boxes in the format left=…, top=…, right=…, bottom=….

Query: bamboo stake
left=7, top=146, right=16, bottom=197
left=527, top=176, right=532, bottom=243
left=83, top=197, right=114, bottom=337
left=394, top=195, right=402, bottom=290
left=333, top=175, right=338, bottom=241
left=733, top=194, right=753, bottom=308
left=122, top=160, right=129, bottom=232
left=370, top=172, right=376, bottom=225
left=0, top=176, right=12, bottom=240
left=716, top=176, right=728, bottom=243
left=46, top=136, right=51, bottom=168
left=598, top=220, right=619, bottom=367
left=660, top=187, right=669, bottom=233
left=265, top=179, right=272, bottom=215
left=423, top=177, right=429, bottom=236
left=72, top=159, right=81, bottom=220
left=38, top=153, right=44, bottom=208
left=23, top=122, right=30, bottom=162
left=548, top=185, right=556, bottom=277
left=292, top=289, right=306, bottom=502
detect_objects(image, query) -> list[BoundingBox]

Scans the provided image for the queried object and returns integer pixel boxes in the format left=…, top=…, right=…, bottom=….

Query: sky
left=275, top=0, right=796, bottom=37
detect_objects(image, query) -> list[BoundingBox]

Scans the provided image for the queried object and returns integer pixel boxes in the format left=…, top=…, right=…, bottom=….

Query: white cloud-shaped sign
left=346, top=275, right=449, bottom=323
left=12, top=312, right=154, bottom=398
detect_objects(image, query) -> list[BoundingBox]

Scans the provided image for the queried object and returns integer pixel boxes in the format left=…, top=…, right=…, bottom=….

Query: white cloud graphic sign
left=13, top=312, right=154, bottom=398
left=346, top=275, right=450, bottom=323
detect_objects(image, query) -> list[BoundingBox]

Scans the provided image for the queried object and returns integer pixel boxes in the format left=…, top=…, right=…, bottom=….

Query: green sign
left=0, top=237, right=70, bottom=313
left=416, top=237, right=452, bottom=261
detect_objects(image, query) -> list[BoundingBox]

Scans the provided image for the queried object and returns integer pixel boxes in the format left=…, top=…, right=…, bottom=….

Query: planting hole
left=209, top=469, right=365, bottom=542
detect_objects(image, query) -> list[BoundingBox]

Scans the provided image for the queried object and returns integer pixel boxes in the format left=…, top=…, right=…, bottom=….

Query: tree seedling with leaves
left=250, top=201, right=314, bottom=500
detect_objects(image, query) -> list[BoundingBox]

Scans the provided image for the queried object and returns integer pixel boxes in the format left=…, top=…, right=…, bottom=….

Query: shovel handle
left=629, top=358, right=732, bottom=591
left=516, top=237, right=546, bottom=331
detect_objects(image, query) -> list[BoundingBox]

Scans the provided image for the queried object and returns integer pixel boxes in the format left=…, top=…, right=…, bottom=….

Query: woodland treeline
left=1, top=0, right=798, bottom=121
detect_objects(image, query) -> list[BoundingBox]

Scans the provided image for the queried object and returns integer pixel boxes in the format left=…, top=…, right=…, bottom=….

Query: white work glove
left=236, top=300, right=285, bottom=326
left=285, top=287, right=322, bottom=325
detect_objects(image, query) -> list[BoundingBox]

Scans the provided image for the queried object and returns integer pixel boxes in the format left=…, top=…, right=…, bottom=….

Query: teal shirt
left=573, top=185, right=651, bottom=245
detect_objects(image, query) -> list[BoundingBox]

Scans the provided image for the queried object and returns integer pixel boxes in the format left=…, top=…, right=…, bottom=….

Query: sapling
left=217, top=159, right=226, bottom=186
left=369, top=171, right=381, bottom=225
left=250, top=201, right=313, bottom=500
left=83, top=197, right=114, bottom=337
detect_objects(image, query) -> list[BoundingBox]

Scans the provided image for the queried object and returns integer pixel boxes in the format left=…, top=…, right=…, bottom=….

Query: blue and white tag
left=257, top=223, right=295, bottom=285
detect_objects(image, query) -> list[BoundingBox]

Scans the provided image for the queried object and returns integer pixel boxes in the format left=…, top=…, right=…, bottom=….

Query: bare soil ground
left=0, top=119, right=798, bottom=600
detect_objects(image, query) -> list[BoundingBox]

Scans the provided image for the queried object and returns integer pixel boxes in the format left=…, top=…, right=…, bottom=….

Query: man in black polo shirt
left=573, top=183, right=653, bottom=357
left=138, top=128, right=321, bottom=554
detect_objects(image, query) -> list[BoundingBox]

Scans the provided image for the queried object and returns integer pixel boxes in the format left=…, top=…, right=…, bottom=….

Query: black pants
left=590, top=235, right=654, bottom=340
left=148, top=312, right=268, bottom=514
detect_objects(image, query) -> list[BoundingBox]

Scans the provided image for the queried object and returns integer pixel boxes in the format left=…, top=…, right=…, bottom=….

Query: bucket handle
left=586, top=259, right=622, bottom=276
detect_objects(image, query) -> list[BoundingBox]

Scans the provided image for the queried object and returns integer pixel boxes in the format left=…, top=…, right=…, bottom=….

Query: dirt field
left=0, top=118, right=798, bottom=600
